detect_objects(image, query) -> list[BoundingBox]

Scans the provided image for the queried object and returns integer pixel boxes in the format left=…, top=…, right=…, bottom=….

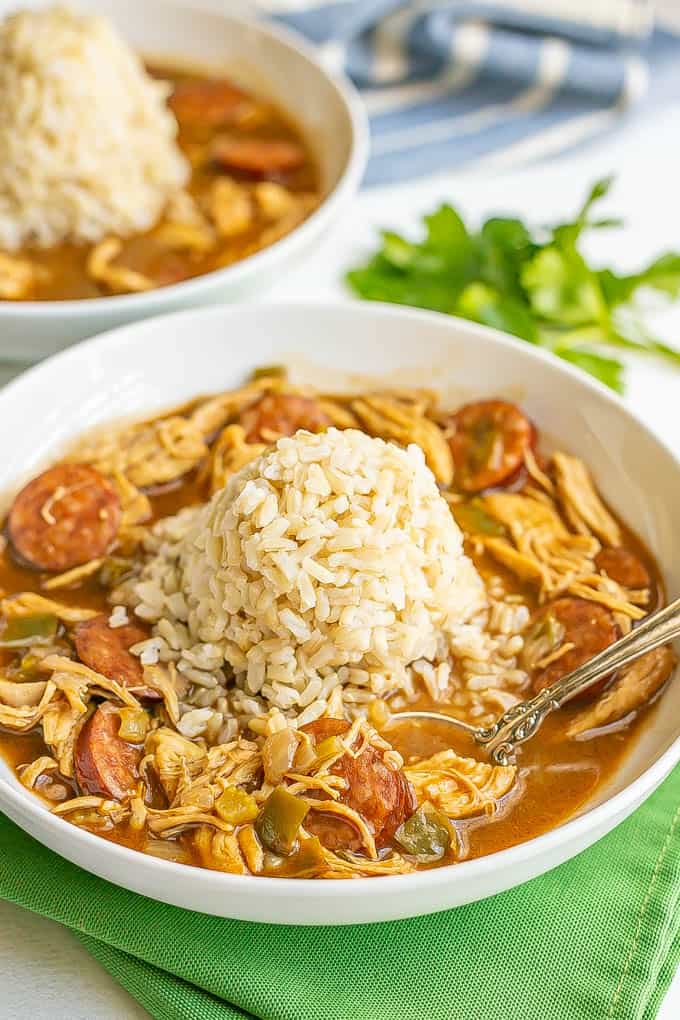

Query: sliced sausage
left=212, top=138, right=306, bottom=179
left=300, top=719, right=416, bottom=852
left=75, top=702, right=141, bottom=800
left=74, top=615, right=159, bottom=699
left=239, top=393, right=330, bottom=444
left=528, top=597, right=620, bottom=698
left=169, top=79, right=245, bottom=127
left=595, top=547, right=651, bottom=591
left=8, top=464, right=121, bottom=572
left=447, top=399, right=536, bottom=493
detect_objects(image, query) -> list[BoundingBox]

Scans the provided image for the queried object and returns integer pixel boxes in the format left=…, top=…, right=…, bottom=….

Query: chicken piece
left=210, top=178, right=253, bottom=239
left=404, top=749, right=516, bottom=819
left=568, top=646, right=675, bottom=737
left=145, top=727, right=206, bottom=801
left=87, top=238, right=154, bottom=294
left=0, top=252, right=47, bottom=299
left=351, top=395, right=453, bottom=486
left=552, top=451, right=621, bottom=547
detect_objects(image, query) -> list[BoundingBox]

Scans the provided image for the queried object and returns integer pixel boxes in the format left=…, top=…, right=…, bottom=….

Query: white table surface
left=2, top=101, right=680, bottom=1020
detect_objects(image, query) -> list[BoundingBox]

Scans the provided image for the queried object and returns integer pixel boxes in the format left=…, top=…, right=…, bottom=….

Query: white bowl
left=0, top=0, right=367, bottom=362
left=1, top=301, right=678, bottom=925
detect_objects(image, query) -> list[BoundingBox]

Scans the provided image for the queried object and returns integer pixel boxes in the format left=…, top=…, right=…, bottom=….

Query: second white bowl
left=0, top=0, right=368, bottom=362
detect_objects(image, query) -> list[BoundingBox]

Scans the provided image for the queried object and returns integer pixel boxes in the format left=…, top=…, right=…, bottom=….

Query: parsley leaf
left=553, top=347, right=625, bottom=393
left=345, top=178, right=680, bottom=393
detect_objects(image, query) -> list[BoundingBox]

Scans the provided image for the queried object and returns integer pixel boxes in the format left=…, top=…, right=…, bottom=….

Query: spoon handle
left=480, top=595, right=680, bottom=764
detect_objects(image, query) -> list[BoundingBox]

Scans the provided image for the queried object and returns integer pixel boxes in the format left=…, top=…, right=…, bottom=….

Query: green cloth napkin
left=1, top=767, right=679, bottom=1020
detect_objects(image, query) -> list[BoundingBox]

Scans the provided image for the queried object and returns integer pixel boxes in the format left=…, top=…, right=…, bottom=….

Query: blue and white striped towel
left=259, top=0, right=680, bottom=185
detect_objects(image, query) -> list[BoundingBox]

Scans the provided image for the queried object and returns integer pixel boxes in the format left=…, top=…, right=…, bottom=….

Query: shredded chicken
left=187, top=379, right=275, bottom=437
left=479, top=490, right=642, bottom=618
left=552, top=452, right=622, bottom=547
left=351, top=395, right=453, bottom=485
left=40, top=655, right=141, bottom=709
left=0, top=679, right=57, bottom=731
left=110, top=471, right=152, bottom=527
left=568, top=646, right=675, bottom=737
left=405, top=749, right=516, bottom=818
left=18, top=756, right=59, bottom=789
left=210, top=177, right=253, bottom=239
left=481, top=492, right=597, bottom=591
left=203, top=424, right=266, bottom=494
left=42, top=701, right=90, bottom=777
left=524, top=446, right=554, bottom=493
left=320, top=848, right=415, bottom=877
left=316, top=399, right=360, bottom=430
left=53, top=795, right=130, bottom=826
left=247, top=194, right=316, bottom=252
left=0, top=252, right=48, bottom=299
left=146, top=806, right=235, bottom=837
left=253, top=182, right=295, bottom=221
left=164, top=190, right=209, bottom=229
left=142, top=663, right=180, bottom=725
left=144, top=728, right=206, bottom=801
left=1, top=592, right=97, bottom=622
left=153, top=221, right=216, bottom=254
left=0, top=678, right=48, bottom=708
left=237, top=824, right=264, bottom=873
left=193, top=824, right=248, bottom=873
left=41, top=559, right=104, bottom=591
left=87, top=238, right=154, bottom=294
left=72, top=415, right=208, bottom=488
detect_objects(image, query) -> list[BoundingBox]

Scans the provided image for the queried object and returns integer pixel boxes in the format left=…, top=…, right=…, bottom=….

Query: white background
left=1, top=75, right=680, bottom=1020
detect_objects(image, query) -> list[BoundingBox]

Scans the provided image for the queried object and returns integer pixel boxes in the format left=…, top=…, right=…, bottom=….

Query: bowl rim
left=0, top=298, right=678, bottom=904
left=0, top=7, right=369, bottom=318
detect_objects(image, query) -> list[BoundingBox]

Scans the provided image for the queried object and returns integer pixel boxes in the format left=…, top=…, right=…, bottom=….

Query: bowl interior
left=1, top=301, right=679, bottom=823
left=0, top=0, right=354, bottom=199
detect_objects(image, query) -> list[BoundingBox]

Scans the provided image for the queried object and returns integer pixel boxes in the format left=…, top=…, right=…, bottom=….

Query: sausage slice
left=213, top=138, right=305, bottom=179
left=75, top=702, right=141, bottom=800
left=595, top=547, right=651, bottom=591
left=527, top=597, right=620, bottom=698
left=300, top=719, right=416, bottom=852
left=8, top=464, right=121, bottom=572
left=74, top=615, right=158, bottom=699
left=447, top=399, right=536, bottom=493
left=239, top=393, right=330, bottom=444
left=169, top=79, right=245, bottom=126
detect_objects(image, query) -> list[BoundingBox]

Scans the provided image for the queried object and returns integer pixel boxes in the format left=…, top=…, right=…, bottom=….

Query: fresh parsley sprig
left=346, top=177, right=680, bottom=393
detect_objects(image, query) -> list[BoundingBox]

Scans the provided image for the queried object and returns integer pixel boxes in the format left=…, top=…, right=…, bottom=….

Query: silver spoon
left=389, top=595, right=680, bottom=766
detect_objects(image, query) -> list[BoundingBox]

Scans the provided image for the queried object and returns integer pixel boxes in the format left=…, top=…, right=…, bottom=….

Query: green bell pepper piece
left=255, top=786, right=309, bottom=856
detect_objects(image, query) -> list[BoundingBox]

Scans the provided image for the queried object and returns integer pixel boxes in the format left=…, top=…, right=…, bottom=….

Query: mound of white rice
left=0, top=6, right=188, bottom=250
left=127, top=428, right=489, bottom=728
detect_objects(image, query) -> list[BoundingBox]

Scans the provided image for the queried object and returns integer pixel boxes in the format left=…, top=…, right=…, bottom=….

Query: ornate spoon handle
left=391, top=597, right=680, bottom=766
left=479, top=596, right=680, bottom=764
